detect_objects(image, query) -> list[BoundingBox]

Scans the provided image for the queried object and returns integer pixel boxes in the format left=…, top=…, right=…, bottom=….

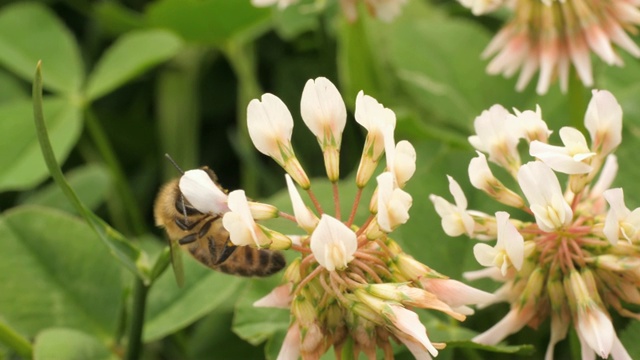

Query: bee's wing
left=170, top=239, right=185, bottom=288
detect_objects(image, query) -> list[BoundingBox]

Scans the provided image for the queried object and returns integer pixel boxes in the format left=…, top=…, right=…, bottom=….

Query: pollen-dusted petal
left=584, top=90, right=622, bottom=156
left=300, top=77, right=346, bottom=148
left=179, top=169, right=229, bottom=214
left=285, top=174, right=318, bottom=232
left=247, top=93, right=294, bottom=163
left=309, top=214, right=357, bottom=271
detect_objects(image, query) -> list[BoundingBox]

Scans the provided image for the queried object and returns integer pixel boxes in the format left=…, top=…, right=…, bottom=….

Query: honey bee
left=154, top=166, right=286, bottom=280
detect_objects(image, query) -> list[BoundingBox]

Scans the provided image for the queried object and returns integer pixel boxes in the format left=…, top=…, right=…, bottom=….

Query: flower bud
left=248, top=201, right=278, bottom=220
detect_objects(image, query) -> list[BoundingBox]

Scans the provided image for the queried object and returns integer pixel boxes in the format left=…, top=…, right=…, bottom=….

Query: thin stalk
left=125, top=279, right=149, bottom=360
left=85, top=109, right=147, bottom=235
left=306, top=189, right=324, bottom=215
left=347, top=187, right=363, bottom=227
left=0, top=320, right=32, bottom=359
left=332, top=182, right=341, bottom=220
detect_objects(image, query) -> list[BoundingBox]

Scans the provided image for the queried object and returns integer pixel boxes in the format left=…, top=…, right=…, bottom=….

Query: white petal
left=389, top=305, right=438, bottom=357
left=254, top=283, right=293, bottom=308
left=584, top=90, right=622, bottom=155
left=393, top=140, right=417, bottom=186
left=179, top=169, right=229, bottom=214
left=468, top=151, right=493, bottom=190
left=496, top=211, right=524, bottom=271
left=473, top=307, right=534, bottom=345
left=277, top=324, right=301, bottom=360
left=354, top=91, right=396, bottom=132
left=309, top=215, right=357, bottom=271
left=247, top=93, right=294, bottom=161
left=603, top=188, right=628, bottom=244
left=285, top=174, right=318, bottom=232
left=224, top=190, right=262, bottom=246
left=447, top=175, right=467, bottom=209
left=473, top=243, right=498, bottom=268
left=576, top=306, right=615, bottom=359
left=421, top=278, right=495, bottom=308
left=300, top=77, right=346, bottom=146
left=590, top=155, right=618, bottom=198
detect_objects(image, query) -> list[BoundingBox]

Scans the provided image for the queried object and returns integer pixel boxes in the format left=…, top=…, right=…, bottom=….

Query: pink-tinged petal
left=254, top=283, right=293, bottom=308
left=285, top=174, right=318, bottom=232
left=610, top=333, right=632, bottom=360
left=395, top=333, right=433, bottom=360
left=310, top=215, right=357, bottom=271
left=277, top=324, right=301, bottom=360
left=247, top=93, right=294, bottom=163
left=575, top=306, right=615, bottom=359
left=473, top=306, right=535, bottom=345
left=179, top=169, right=229, bottom=214
left=584, top=90, right=622, bottom=156
left=300, top=77, right=346, bottom=148
left=388, top=305, right=438, bottom=357
left=420, top=278, right=495, bottom=308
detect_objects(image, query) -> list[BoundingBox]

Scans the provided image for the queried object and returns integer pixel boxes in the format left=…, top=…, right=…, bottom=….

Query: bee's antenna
left=165, top=153, right=185, bottom=175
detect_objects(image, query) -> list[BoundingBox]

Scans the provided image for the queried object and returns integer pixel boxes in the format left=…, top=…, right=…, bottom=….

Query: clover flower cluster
left=431, top=90, right=637, bottom=359
left=458, top=0, right=640, bottom=94
left=251, top=0, right=408, bottom=23
left=181, top=77, right=492, bottom=359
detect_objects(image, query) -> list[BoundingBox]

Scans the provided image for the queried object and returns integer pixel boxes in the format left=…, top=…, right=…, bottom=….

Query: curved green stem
left=0, top=319, right=32, bottom=359
left=125, top=279, right=149, bottom=360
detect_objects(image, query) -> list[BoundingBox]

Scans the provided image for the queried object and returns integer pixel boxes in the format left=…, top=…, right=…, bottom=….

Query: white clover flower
left=529, top=127, right=596, bottom=174
left=383, top=124, right=416, bottom=187
left=285, top=174, right=318, bottom=233
left=309, top=215, right=357, bottom=271
left=468, top=151, right=524, bottom=208
left=468, top=104, right=522, bottom=172
left=222, top=190, right=270, bottom=247
left=179, top=169, right=229, bottom=214
left=247, top=93, right=294, bottom=165
left=517, top=161, right=573, bottom=232
left=603, top=188, right=640, bottom=245
left=584, top=90, right=622, bottom=157
left=355, top=91, right=396, bottom=187
left=300, top=77, right=347, bottom=181
left=473, top=211, right=524, bottom=276
left=513, top=105, right=552, bottom=143
left=429, top=175, right=474, bottom=237
left=376, top=172, right=412, bottom=233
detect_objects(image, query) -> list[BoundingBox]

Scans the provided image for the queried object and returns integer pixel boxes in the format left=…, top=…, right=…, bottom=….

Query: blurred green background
left=0, top=0, right=639, bottom=359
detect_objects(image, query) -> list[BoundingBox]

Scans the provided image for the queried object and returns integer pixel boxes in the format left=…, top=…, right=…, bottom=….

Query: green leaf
left=143, top=255, right=245, bottom=341
left=0, top=98, right=82, bottom=191
left=20, top=164, right=111, bottom=213
left=0, top=70, right=28, bottom=104
left=93, top=1, right=144, bottom=36
left=273, top=0, right=319, bottom=40
left=232, top=277, right=290, bottom=346
left=0, top=318, right=32, bottom=358
left=85, top=29, right=183, bottom=101
left=618, top=319, right=640, bottom=358
left=0, top=206, right=126, bottom=339
left=145, top=0, right=271, bottom=46
left=0, top=3, right=83, bottom=93
left=34, top=328, right=118, bottom=360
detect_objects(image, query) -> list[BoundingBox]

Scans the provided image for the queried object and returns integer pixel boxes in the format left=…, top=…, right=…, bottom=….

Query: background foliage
left=0, top=0, right=639, bottom=359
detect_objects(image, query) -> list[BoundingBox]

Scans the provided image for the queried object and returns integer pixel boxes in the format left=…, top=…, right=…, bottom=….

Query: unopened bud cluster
left=431, top=90, right=636, bottom=360
left=180, top=77, right=492, bottom=359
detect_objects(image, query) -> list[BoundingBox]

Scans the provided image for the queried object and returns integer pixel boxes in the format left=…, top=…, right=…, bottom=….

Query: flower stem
left=306, top=189, right=324, bottom=215
left=125, top=279, right=149, bottom=360
left=347, top=188, right=363, bottom=227
left=0, top=319, right=32, bottom=359
left=332, top=182, right=341, bottom=220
